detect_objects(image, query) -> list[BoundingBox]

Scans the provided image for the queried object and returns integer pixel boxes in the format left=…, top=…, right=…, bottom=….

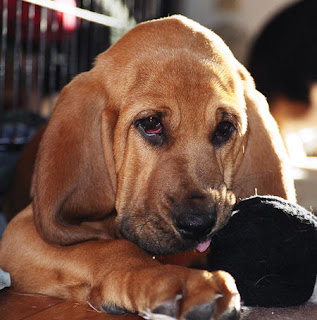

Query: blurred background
left=0, top=0, right=316, bottom=232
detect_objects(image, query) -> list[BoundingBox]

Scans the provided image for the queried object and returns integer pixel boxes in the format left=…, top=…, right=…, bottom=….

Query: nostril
left=175, top=214, right=216, bottom=240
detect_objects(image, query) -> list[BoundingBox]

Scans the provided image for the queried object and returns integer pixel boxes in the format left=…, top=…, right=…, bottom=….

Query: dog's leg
left=0, top=207, right=240, bottom=320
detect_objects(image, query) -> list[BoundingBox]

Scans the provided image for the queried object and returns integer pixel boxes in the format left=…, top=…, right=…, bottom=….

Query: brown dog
left=0, top=15, right=295, bottom=320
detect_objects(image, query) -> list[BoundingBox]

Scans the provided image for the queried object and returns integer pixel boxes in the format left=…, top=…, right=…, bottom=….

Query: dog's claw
left=184, top=301, right=216, bottom=320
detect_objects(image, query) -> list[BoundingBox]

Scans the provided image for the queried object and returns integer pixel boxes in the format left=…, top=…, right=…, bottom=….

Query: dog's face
left=32, top=16, right=295, bottom=250
left=98, top=18, right=248, bottom=255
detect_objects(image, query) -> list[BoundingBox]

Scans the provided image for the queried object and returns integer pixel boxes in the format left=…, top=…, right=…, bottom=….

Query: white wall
left=177, top=0, right=298, bottom=63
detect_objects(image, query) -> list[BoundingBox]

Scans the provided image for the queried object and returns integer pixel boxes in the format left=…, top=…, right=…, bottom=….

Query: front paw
left=139, top=268, right=240, bottom=320
left=181, top=270, right=240, bottom=320
left=98, top=265, right=240, bottom=320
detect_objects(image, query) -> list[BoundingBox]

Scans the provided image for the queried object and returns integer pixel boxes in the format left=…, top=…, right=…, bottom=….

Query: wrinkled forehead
left=96, top=15, right=245, bottom=114
left=126, top=51, right=243, bottom=110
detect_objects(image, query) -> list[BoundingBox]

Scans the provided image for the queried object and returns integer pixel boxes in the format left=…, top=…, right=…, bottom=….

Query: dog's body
left=0, top=16, right=295, bottom=320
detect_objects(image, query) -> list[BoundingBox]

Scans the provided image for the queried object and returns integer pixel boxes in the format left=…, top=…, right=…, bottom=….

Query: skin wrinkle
left=123, top=212, right=167, bottom=254
left=227, top=136, right=247, bottom=189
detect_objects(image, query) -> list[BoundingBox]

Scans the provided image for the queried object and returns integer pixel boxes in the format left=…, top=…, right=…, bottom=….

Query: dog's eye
left=212, top=121, right=235, bottom=146
left=135, top=116, right=165, bottom=146
left=141, top=117, right=163, bottom=134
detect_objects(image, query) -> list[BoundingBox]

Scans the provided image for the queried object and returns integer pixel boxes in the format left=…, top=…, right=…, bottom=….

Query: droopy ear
left=233, top=65, right=296, bottom=202
left=32, top=69, right=118, bottom=246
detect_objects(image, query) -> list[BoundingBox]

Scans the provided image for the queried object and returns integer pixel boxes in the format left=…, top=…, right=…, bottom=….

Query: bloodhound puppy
left=0, top=15, right=295, bottom=320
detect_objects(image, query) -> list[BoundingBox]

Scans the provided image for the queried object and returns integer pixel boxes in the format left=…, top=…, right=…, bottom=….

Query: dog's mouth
left=195, top=239, right=212, bottom=253
left=116, top=210, right=218, bottom=255
left=175, top=235, right=213, bottom=256
left=145, top=237, right=212, bottom=256
left=120, top=227, right=213, bottom=256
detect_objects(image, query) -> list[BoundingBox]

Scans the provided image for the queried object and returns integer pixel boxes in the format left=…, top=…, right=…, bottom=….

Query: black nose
left=174, top=211, right=216, bottom=241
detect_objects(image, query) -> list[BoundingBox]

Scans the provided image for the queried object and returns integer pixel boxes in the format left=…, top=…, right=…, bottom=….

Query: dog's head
left=32, top=16, right=295, bottom=254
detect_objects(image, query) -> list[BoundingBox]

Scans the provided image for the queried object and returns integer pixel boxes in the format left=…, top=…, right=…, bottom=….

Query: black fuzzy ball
left=207, top=196, right=317, bottom=307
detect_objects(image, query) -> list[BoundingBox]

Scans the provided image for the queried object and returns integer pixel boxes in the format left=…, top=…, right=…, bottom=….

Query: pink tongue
left=196, top=239, right=211, bottom=253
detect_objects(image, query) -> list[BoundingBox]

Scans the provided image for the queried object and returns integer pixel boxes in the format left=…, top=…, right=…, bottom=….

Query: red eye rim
left=140, top=117, right=163, bottom=135
left=135, top=115, right=165, bottom=146
left=145, top=124, right=163, bottom=135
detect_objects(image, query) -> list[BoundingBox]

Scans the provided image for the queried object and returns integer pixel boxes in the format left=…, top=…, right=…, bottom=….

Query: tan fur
left=0, top=16, right=295, bottom=319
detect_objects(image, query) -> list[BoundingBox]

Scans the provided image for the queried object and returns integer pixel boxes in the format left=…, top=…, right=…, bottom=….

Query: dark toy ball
left=207, top=196, right=317, bottom=307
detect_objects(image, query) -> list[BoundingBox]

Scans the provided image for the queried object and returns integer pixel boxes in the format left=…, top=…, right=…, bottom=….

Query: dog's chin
left=138, top=237, right=208, bottom=256
left=139, top=238, right=200, bottom=256
left=119, top=226, right=211, bottom=255
left=116, top=214, right=214, bottom=255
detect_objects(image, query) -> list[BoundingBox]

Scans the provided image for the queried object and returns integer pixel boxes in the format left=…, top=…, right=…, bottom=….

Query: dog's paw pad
left=184, top=301, right=216, bottom=320
left=102, top=304, right=127, bottom=315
